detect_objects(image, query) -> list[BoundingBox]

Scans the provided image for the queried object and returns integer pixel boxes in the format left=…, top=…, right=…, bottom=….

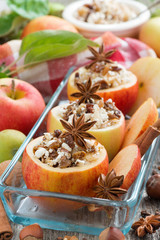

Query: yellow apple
left=47, top=104, right=125, bottom=160
left=129, top=57, right=160, bottom=114
left=139, top=17, right=160, bottom=57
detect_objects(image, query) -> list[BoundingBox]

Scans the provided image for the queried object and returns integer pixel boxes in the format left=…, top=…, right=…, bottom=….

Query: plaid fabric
left=0, top=32, right=156, bottom=101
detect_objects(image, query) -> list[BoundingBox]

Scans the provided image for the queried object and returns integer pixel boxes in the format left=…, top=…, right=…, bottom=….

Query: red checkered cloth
left=0, top=32, right=156, bottom=101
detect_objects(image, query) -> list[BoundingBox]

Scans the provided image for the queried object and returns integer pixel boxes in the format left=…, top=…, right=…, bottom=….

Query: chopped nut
left=63, top=134, right=75, bottom=149
left=50, top=139, right=61, bottom=149
left=72, top=151, right=86, bottom=160
left=59, top=157, right=72, bottom=168
left=98, top=80, right=109, bottom=90
left=86, top=103, right=94, bottom=113
left=54, top=129, right=62, bottom=138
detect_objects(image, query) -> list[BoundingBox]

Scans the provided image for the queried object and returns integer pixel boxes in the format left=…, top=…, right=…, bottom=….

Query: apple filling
left=74, top=0, right=137, bottom=24
left=33, top=131, right=102, bottom=168
left=59, top=98, right=121, bottom=129
left=74, top=63, right=135, bottom=90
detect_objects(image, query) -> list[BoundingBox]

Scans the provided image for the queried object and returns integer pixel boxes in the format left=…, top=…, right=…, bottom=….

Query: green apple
left=0, top=129, right=26, bottom=162
left=139, top=17, right=160, bottom=57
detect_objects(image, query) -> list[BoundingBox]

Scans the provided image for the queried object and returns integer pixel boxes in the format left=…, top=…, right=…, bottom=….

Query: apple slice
left=47, top=104, right=125, bottom=160
left=109, top=144, right=141, bottom=189
left=67, top=66, right=138, bottom=114
left=129, top=57, right=160, bottom=114
left=122, top=98, right=158, bottom=148
left=22, top=136, right=108, bottom=211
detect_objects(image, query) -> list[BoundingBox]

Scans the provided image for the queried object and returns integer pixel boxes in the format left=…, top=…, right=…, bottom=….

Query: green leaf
left=6, top=0, right=49, bottom=19
left=19, top=30, right=98, bottom=65
left=24, top=40, right=87, bottom=64
left=20, top=30, right=96, bottom=55
left=0, top=72, right=9, bottom=78
left=0, top=12, right=24, bottom=37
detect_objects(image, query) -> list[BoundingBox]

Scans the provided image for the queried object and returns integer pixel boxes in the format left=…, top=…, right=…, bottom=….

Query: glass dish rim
left=0, top=67, right=159, bottom=209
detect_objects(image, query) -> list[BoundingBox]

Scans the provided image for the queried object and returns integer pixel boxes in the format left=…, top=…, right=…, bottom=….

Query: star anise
left=132, top=214, right=160, bottom=237
left=70, top=78, right=101, bottom=104
left=60, top=114, right=96, bottom=149
left=85, top=44, right=115, bottom=69
left=93, top=169, right=127, bottom=201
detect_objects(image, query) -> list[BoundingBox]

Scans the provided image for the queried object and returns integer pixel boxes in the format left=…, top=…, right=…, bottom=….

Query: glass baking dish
left=0, top=67, right=159, bottom=236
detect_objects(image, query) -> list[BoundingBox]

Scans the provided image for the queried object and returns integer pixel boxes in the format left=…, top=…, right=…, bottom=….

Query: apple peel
left=22, top=136, right=109, bottom=211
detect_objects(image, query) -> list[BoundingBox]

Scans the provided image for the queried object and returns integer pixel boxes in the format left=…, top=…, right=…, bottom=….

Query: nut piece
left=19, top=223, right=43, bottom=240
left=99, top=227, right=125, bottom=240
left=146, top=174, right=160, bottom=200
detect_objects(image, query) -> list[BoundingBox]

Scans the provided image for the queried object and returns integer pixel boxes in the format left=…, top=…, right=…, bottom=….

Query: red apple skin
left=109, top=144, right=141, bottom=189
left=0, top=78, right=45, bottom=135
left=22, top=137, right=109, bottom=211
left=96, top=80, right=138, bottom=114
left=21, top=15, right=78, bottom=38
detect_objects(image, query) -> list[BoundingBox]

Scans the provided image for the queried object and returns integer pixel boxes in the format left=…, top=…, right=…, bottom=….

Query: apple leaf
left=19, top=30, right=98, bottom=65
left=6, top=0, right=49, bottom=19
left=0, top=63, right=11, bottom=78
left=0, top=73, right=8, bottom=78
left=0, top=12, right=24, bottom=37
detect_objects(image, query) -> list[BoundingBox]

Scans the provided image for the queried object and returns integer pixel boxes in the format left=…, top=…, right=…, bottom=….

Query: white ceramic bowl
left=63, top=0, right=150, bottom=38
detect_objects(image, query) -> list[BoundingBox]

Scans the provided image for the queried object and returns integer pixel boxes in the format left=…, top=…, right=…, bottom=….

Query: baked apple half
left=22, top=115, right=109, bottom=211
left=67, top=45, right=138, bottom=114
left=47, top=79, right=125, bottom=161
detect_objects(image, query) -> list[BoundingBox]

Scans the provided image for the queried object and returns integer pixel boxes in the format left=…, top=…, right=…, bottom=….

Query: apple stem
left=1, top=55, right=23, bottom=74
left=11, top=79, right=16, bottom=99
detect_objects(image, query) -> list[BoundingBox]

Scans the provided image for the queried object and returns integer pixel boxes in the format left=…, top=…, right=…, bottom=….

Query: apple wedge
left=109, top=144, right=141, bottom=189
left=122, top=98, right=158, bottom=148
left=47, top=104, right=125, bottom=160
left=129, top=57, right=160, bottom=114
left=22, top=136, right=108, bottom=211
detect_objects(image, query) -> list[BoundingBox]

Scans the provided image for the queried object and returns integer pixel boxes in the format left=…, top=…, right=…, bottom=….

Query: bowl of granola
left=63, top=0, right=150, bottom=38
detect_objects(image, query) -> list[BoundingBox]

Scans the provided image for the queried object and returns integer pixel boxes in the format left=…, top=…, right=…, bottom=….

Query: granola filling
left=75, top=0, right=137, bottom=24
left=33, top=131, right=101, bottom=168
left=60, top=98, right=121, bottom=129
left=74, top=63, right=134, bottom=90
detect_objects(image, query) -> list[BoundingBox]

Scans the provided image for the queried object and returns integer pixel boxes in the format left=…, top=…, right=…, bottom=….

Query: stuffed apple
left=22, top=115, right=109, bottom=211
left=47, top=79, right=125, bottom=160
left=67, top=45, right=138, bottom=114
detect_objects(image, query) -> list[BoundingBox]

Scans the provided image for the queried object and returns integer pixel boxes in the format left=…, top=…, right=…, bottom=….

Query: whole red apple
left=0, top=78, right=45, bottom=135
